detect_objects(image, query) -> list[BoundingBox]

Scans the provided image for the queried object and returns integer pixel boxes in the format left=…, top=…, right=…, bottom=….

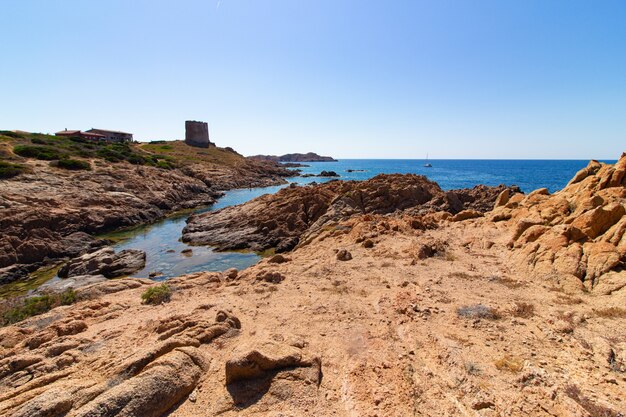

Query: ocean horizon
left=289, top=158, right=618, bottom=193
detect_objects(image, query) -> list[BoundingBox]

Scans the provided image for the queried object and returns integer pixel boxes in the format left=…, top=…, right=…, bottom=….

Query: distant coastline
left=248, top=152, right=337, bottom=162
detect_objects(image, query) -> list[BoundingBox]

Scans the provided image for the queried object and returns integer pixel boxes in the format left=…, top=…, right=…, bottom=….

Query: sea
left=290, top=159, right=615, bottom=193
left=37, top=158, right=615, bottom=286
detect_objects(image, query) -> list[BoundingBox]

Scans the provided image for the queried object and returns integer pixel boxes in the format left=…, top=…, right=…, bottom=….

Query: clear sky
left=1, top=0, right=625, bottom=159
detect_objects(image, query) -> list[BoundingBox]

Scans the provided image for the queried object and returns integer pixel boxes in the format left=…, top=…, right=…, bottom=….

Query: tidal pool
left=107, top=184, right=288, bottom=280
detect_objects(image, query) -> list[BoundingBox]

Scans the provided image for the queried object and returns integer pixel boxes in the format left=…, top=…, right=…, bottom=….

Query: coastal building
left=55, top=129, right=106, bottom=141
left=185, top=120, right=213, bottom=148
left=86, top=128, right=133, bottom=143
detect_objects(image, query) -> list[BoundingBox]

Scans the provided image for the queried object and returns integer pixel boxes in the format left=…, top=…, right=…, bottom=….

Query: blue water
left=289, top=159, right=615, bottom=193
left=105, top=158, right=613, bottom=280
left=111, top=185, right=289, bottom=280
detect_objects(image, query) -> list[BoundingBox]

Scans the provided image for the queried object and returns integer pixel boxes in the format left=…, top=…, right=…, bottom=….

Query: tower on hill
left=185, top=120, right=213, bottom=148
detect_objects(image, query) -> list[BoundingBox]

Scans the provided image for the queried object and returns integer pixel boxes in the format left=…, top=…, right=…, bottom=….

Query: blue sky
left=1, top=0, right=625, bottom=159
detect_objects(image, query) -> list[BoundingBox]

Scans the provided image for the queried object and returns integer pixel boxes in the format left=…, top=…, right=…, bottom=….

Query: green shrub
left=156, top=160, right=174, bottom=170
left=141, top=284, right=172, bottom=305
left=0, top=130, right=25, bottom=139
left=69, top=136, right=90, bottom=144
left=60, top=288, right=77, bottom=305
left=149, top=140, right=166, bottom=144
left=0, top=161, right=26, bottom=178
left=31, top=137, right=49, bottom=145
left=14, top=145, right=64, bottom=160
left=57, top=158, right=91, bottom=170
left=127, top=154, right=147, bottom=165
left=1, top=289, right=77, bottom=326
left=96, top=147, right=124, bottom=162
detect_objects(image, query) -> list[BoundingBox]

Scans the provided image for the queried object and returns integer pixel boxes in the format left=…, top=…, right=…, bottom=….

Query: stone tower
left=185, top=120, right=212, bottom=148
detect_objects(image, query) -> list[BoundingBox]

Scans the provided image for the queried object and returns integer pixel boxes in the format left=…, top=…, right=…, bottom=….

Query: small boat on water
left=424, top=153, right=432, bottom=168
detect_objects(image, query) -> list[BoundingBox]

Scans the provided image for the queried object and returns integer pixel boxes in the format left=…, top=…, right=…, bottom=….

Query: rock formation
left=182, top=174, right=519, bottom=253
left=495, top=153, right=626, bottom=293
left=184, top=120, right=212, bottom=148
left=57, top=247, right=146, bottom=279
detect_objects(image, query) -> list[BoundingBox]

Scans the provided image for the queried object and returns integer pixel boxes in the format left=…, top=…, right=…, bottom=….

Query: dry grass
left=554, top=294, right=584, bottom=305
left=139, top=140, right=242, bottom=167
left=321, top=280, right=349, bottom=295
left=594, top=307, right=626, bottom=319
left=509, top=302, right=535, bottom=318
left=456, top=304, right=501, bottom=320
left=564, top=385, right=620, bottom=417
left=448, top=271, right=480, bottom=280
left=464, top=362, right=481, bottom=375
left=443, top=252, right=457, bottom=262
left=488, top=274, right=525, bottom=288
left=494, top=355, right=524, bottom=373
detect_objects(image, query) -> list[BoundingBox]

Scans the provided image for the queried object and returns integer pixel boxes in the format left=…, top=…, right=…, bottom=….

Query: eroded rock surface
left=498, top=153, right=626, bottom=291
left=183, top=174, right=518, bottom=253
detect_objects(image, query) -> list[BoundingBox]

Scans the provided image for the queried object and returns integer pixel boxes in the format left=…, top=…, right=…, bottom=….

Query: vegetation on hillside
left=0, top=288, right=77, bottom=326
left=0, top=131, right=177, bottom=175
left=140, top=140, right=243, bottom=167
left=141, top=284, right=172, bottom=305
left=0, top=131, right=254, bottom=178
left=0, top=160, right=27, bottom=178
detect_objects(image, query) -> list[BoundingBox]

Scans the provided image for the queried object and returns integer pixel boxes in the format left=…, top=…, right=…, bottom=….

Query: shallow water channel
left=106, top=184, right=289, bottom=280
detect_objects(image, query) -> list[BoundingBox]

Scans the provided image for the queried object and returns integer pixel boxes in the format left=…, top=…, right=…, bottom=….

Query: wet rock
left=57, top=247, right=146, bottom=279
left=318, top=171, right=339, bottom=177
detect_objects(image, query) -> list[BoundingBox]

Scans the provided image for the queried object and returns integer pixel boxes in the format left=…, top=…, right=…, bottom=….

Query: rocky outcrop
left=499, top=153, right=626, bottom=290
left=0, top=276, right=244, bottom=417
left=57, top=247, right=146, bottom=279
left=183, top=174, right=517, bottom=253
left=249, top=152, right=337, bottom=162
left=1, top=195, right=625, bottom=416
left=225, top=341, right=319, bottom=384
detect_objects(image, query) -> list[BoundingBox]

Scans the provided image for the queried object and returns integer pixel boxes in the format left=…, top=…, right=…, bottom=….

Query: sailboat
left=424, top=153, right=432, bottom=168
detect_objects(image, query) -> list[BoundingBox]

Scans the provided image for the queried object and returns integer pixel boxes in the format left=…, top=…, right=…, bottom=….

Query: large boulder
left=58, top=247, right=146, bottom=279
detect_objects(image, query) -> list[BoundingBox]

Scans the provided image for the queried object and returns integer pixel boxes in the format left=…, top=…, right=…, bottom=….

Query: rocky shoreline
left=182, top=174, right=519, bottom=253
left=0, top=153, right=624, bottom=416
left=0, top=144, right=294, bottom=285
